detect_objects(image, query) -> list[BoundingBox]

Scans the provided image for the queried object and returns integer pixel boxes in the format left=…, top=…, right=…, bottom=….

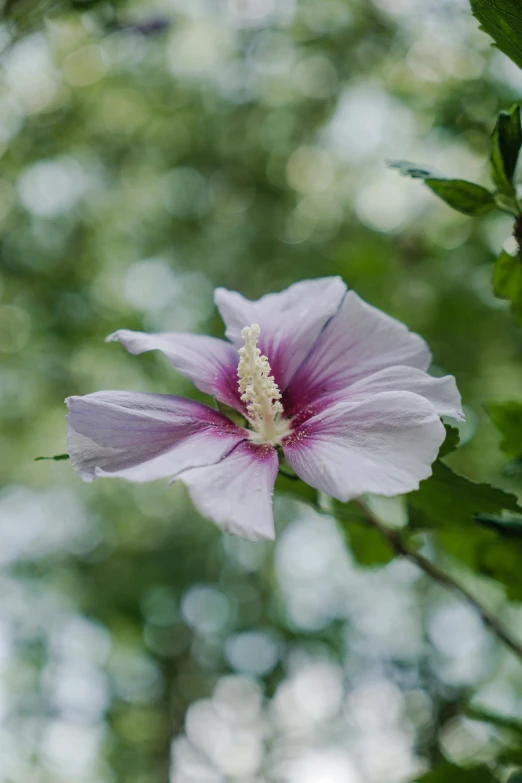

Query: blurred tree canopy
left=3, top=1, right=522, bottom=782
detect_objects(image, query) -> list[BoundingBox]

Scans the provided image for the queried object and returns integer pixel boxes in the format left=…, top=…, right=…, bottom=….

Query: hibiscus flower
left=66, top=277, right=462, bottom=541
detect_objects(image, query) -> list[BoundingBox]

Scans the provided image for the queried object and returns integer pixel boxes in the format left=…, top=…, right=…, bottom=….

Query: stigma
left=237, top=324, right=289, bottom=445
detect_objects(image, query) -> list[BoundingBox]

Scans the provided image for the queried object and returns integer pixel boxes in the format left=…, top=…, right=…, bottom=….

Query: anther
left=237, top=323, right=288, bottom=444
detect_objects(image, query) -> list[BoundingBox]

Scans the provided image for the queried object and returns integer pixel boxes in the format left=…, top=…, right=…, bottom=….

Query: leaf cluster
left=335, top=424, right=522, bottom=601
left=390, top=104, right=522, bottom=323
left=389, top=2, right=522, bottom=326
left=389, top=104, right=521, bottom=218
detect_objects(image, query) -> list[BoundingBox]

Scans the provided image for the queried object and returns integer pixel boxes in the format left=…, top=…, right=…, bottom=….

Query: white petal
left=106, top=330, right=243, bottom=411
left=285, top=291, right=432, bottom=414
left=346, top=365, right=464, bottom=421
left=176, top=441, right=278, bottom=541
left=282, top=391, right=446, bottom=501
left=214, top=277, right=346, bottom=390
left=66, top=391, right=246, bottom=483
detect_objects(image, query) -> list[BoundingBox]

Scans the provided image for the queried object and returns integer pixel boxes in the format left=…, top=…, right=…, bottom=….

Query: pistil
left=237, top=324, right=289, bottom=444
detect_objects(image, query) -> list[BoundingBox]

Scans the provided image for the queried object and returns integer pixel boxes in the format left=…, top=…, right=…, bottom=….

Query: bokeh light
left=1, top=0, right=522, bottom=780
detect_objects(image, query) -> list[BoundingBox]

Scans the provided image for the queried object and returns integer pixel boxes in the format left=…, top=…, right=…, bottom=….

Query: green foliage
left=275, top=470, right=318, bottom=505
left=390, top=106, right=522, bottom=321
left=492, top=250, right=522, bottom=323
left=416, top=761, right=498, bottom=783
left=1, top=0, right=129, bottom=35
left=491, top=105, right=522, bottom=195
left=470, top=0, right=522, bottom=70
left=347, top=523, right=395, bottom=566
left=487, top=400, right=522, bottom=456
left=333, top=501, right=395, bottom=567
left=408, top=461, right=521, bottom=530
left=409, top=462, right=522, bottom=597
left=215, top=400, right=248, bottom=427
left=475, top=513, right=522, bottom=538
left=502, top=455, right=522, bottom=478
left=439, top=423, right=461, bottom=458
left=389, top=161, right=497, bottom=215
left=425, top=179, right=497, bottom=216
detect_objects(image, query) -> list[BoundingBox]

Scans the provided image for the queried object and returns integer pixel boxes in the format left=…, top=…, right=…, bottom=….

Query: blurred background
left=2, top=0, right=522, bottom=780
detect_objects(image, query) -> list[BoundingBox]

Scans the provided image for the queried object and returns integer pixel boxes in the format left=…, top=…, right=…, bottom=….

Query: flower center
left=237, top=323, right=290, bottom=445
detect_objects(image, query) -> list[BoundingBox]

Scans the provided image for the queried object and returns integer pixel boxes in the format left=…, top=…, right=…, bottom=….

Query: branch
left=464, top=705, right=522, bottom=735
left=356, top=499, right=522, bottom=663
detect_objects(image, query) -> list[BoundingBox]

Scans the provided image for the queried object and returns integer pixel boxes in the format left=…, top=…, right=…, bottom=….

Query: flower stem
left=356, top=499, right=522, bottom=663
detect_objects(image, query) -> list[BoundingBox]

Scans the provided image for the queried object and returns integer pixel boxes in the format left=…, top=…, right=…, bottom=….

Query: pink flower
left=66, top=277, right=463, bottom=541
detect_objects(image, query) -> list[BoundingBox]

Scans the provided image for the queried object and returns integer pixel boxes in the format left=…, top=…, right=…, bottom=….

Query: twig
left=356, top=499, right=522, bottom=663
left=464, top=705, right=522, bottom=735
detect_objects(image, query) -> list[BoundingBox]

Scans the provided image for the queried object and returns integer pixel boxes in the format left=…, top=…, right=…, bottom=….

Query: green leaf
left=388, top=160, right=496, bottom=215
left=501, top=751, right=522, bottom=768
left=275, top=471, right=318, bottom=505
left=439, top=423, right=461, bottom=458
left=470, top=0, right=522, bottom=71
left=492, top=250, right=522, bottom=322
left=502, top=455, right=522, bottom=477
left=387, top=159, right=442, bottom=179
left=345, top=523, right=396, bottom=567
left=424, top=179, right=497, bottom=216
left=475, top=513, right=522, bottom=538
left=409, top=461, right=522, bottom=530
left=487, top=400, right=522, bottom=456
left=333, top=501, right=395, bottom=567
left=416, top=761, right=497, bottom=783
left=278, top=464, right=299, bottom=480
left=34, top=453, right=70, bottom=461
left=409, top=462, right=522, bottom=598
left=491, top=105, right=522, bottom=195
left=215, top=400, right=248, bottom=427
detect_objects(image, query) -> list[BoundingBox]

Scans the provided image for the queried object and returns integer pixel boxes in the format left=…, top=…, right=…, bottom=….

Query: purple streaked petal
left=66, top=391, right=246, bottom=483
left=106, top=330, right=244, bottom=412
left=345, top=365, right=464, bottom=421
left=214, top=277, right=347, bottom=391
left=176, top=441, right=278, bottom=541
left=282, top=391, right=445, bottom=501
left=284, top=291, right=432, bottom=415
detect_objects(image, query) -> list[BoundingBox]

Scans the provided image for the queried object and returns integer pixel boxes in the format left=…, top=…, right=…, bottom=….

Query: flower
left=66, top=277, right=463, bottom=541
